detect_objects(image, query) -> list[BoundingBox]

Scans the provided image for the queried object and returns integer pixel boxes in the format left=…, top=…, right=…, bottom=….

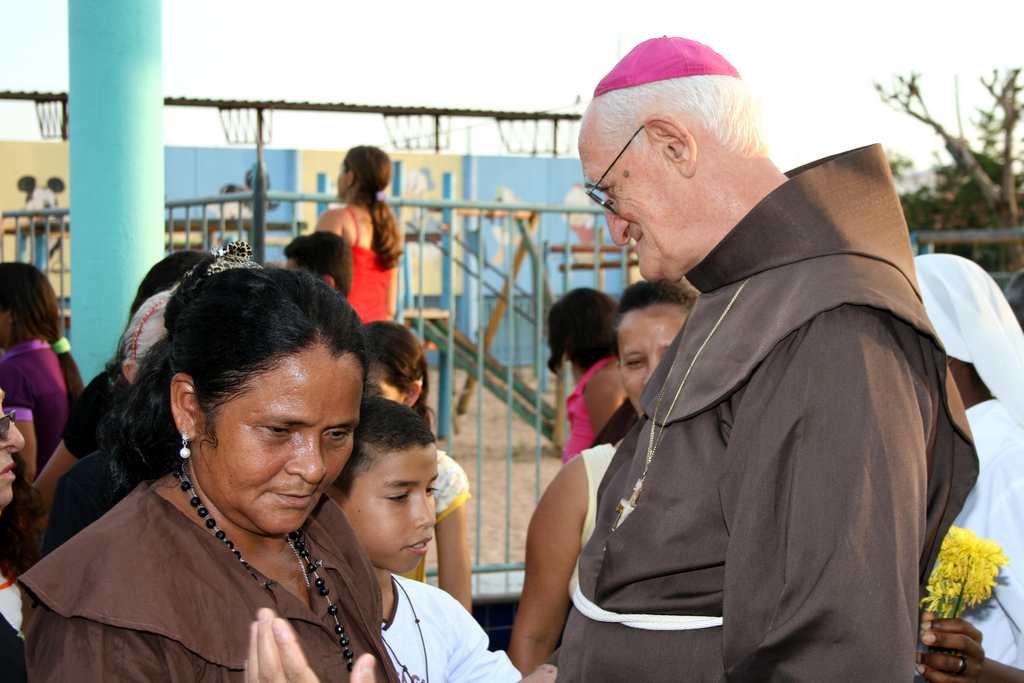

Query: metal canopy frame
left=0, top=91, right=581, bottom=156
left=0, top=91, right=583, bottom=263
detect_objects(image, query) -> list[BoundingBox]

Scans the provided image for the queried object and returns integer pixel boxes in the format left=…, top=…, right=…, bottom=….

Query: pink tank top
left=563, top=355, right=616, bottom=464
left=344, top=207, right=394, bottom=322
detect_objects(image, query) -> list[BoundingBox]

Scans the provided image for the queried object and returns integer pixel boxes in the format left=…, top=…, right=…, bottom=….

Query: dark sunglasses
left=0, top=409, right=15, bottom=441
left=584, top=125, right=645, bottom=216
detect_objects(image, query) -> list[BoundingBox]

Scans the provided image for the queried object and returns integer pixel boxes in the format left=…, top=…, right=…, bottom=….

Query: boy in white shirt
left=329, top=396, right=521, bottom=683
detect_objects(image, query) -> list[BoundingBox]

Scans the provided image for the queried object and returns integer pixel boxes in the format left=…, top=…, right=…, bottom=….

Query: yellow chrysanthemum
left=921, top=527, right=1010, bottom=617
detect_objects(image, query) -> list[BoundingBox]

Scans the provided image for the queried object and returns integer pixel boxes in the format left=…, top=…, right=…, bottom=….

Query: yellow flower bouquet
left=921, top=526, right=1010, bottom=619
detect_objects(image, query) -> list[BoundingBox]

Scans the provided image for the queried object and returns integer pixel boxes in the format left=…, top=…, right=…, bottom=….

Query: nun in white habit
left=916, top=253, right=1024, bottom=669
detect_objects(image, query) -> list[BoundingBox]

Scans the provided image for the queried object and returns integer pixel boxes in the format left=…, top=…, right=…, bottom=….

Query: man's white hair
left=586, top=75, right=769, bottom=158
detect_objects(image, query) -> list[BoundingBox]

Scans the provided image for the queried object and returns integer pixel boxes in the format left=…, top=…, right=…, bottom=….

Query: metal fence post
left=391, top=161, right=405, bottom=322
left=437, top=172, right=454, bottom=440
left=251, top=162, right=268, bottom=263
left=316, top=172, right=329, bottom=220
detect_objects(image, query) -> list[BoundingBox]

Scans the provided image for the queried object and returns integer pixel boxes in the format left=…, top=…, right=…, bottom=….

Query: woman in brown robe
left=19, top=245, right=398, bottom=682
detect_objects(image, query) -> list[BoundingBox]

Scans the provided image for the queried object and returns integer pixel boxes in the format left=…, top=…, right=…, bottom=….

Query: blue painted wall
left=164, top=146, right=297, bottom=222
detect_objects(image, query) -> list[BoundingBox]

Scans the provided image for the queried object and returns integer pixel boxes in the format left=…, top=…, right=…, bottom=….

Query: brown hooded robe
left=553, top=145, right=978, bottom=682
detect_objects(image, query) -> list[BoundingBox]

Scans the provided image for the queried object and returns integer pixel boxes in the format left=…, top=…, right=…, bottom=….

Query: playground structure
left=7, top=15, right=1021, bottom=575
left=0, top=65, right=618, bottom=578
left=7, top=189, right=1024, bottom=574
left=8, top=179, right=1024, bottom=576
left=0, top=187, right=636, bottom=574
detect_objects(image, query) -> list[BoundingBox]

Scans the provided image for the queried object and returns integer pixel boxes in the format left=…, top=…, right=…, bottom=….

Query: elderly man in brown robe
left=533, top=38, right=978, bottom=682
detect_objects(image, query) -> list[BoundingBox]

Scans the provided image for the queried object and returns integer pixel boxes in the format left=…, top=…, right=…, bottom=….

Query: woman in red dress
left=316, top=147, right=402, bottom=322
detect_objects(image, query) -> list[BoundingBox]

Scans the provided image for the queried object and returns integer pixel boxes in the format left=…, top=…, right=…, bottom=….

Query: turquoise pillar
left=68, top=0, right=165, bottom=379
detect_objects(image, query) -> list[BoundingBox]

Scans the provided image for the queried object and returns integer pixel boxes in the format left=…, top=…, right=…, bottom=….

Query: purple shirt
left=0, top=339, right=69, bottom=472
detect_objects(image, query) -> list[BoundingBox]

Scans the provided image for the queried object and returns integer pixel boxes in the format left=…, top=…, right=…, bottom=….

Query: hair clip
left=207, top=241, right=257, bottom=275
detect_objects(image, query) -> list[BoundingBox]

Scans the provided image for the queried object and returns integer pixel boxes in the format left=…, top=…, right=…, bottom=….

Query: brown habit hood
left=617, top=143, right=976, bottom=594
left=562, top=144, right=978, bottom=681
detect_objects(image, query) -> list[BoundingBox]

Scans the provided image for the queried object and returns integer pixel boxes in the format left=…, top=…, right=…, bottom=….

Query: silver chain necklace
left=285, top=534, right=355, bottom=671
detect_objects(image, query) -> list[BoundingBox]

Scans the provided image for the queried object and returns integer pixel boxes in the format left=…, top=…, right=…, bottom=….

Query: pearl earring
left=179, top=433, right=191, bottom=459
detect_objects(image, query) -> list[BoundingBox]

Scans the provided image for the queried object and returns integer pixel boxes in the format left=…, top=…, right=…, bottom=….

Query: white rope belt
left=572, top=585, right=723, bottom=631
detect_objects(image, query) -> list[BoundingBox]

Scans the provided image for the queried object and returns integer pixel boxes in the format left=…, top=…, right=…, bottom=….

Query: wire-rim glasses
left=585, top=125, right=644, bottom=216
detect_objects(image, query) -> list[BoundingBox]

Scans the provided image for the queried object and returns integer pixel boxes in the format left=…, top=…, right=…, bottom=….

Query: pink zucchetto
left=594, top=36, right=741, bottom=97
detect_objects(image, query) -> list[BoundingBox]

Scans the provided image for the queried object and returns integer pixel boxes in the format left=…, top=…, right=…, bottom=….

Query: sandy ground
left=421, top=367, right=562, bottom=570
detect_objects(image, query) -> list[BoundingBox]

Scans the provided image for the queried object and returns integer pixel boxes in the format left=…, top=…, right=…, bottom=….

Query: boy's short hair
left=284, top=231, right=354, bottom=297
left=335, top=395, right=436, bottom=494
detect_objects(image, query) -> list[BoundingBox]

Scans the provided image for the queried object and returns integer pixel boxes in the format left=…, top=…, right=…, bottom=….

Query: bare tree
left=875, top=70, right=1021, bottom=234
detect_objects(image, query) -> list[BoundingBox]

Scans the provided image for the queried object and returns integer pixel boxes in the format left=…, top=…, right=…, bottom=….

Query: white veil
left=915, top=253, right=1024, bottom=430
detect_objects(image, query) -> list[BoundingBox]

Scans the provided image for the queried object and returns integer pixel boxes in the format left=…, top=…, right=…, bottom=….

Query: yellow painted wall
left=0, top=140, right=70, bottom=216
left=0, top=142, right=71, bottom=298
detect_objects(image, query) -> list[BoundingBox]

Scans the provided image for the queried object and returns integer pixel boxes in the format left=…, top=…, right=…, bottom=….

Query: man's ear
left=643, top=116, right=698, bottom=179
left=321, top=274, right=337, bottom=290
left=170, top=372, right=202, bottom=438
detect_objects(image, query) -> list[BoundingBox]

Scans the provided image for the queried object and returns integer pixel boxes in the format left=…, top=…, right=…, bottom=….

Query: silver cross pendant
left=611, top=478, right=644, bottom=531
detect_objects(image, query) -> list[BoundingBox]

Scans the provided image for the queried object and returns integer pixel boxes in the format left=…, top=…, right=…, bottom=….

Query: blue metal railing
left=2, top=192, right=629, bottom=576
left=0, top=207, right=72, bottom=331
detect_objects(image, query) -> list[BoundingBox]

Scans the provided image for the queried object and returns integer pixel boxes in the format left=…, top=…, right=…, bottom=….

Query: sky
left=1, top=0, right=1022, bottom=173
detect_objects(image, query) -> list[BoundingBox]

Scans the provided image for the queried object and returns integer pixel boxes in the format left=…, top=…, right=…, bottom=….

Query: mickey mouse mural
left=18, top=176, right=66, bottom=211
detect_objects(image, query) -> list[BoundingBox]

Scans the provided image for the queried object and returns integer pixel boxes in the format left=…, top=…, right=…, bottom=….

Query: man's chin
left=638, top=252, right=699, bottom=283
left=637, top=260, right=676, bottom=283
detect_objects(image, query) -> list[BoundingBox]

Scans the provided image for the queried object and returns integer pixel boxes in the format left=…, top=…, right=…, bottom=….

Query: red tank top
left=344, top=207, right=394, bottom=322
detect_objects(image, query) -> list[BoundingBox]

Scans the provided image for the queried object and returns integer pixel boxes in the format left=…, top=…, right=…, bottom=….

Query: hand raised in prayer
left=246, top=608, right=378, bottom=683
left=916, top=611, right=983, bottom=682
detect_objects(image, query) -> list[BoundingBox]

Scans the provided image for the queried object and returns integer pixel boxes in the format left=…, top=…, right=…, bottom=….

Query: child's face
left=338, top=443, right=438, bottom=576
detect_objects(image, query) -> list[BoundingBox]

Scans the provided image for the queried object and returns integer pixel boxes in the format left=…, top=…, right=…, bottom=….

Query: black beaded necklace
left=175, top=465, right=356, bottom=672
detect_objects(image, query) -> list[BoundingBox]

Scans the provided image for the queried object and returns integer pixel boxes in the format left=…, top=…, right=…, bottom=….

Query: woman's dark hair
left=364, top=320, right=432, bottom=429
left=0, top=263, right=84, bottom=404
left=128, top=250, right=206, bottom=316
left=103, top=260, right=368, bottom=502
left=342, top=146, right=402, bottom=269
left=547, top=288, right=617, bottom=373
left=334, top=395, right=435, bottom=495
left=0, top=454, right=44, bottom=580
left=613, top=279, right=699, bottom=355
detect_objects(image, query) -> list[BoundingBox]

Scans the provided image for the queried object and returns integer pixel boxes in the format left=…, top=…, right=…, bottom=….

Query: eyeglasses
left=0, top=409, right=15, bottom=441
left=585, top=125, right=644, bottom=216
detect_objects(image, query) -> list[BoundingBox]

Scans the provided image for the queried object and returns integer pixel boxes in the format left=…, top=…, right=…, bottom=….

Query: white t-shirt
left=956, top=400, right=1024, bottom=668
left=382, top=576, right=520, bottom=683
